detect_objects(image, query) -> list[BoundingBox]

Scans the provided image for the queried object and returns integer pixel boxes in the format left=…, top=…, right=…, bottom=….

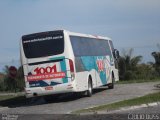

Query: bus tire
left=86, top=78, right=93, bottom=97
left=108, top=74, right=114, bottom=89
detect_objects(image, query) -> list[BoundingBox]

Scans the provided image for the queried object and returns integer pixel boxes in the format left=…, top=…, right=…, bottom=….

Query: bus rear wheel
left=86, top=79, right=93, bottom=97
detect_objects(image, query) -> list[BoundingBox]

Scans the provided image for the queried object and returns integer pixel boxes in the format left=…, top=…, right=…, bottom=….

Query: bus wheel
left=86, top=79, right=93, bottom=97
left=108, top=75, right=114, bottom=89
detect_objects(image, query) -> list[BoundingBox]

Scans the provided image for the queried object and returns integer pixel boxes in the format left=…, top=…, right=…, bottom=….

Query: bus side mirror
left=113, top=49, right=120, bottom=60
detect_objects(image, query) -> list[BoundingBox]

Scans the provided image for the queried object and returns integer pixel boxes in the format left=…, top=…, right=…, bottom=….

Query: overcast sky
left=0, top=0, right=160, bottom=71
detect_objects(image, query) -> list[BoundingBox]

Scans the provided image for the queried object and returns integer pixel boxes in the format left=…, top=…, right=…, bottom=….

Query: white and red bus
left=20, top=30, right=119, bottom=98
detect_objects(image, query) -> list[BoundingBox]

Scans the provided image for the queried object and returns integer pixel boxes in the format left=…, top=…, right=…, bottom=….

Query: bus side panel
left=94, top=56, right=113, bottom=87
left=75, top=72, right=89, bottom=91
left=76, top=56, right=112, bottom=88
left=113, top=68, right=119, bottom=81
left=74, top=56, right=97, bottom=91
left=74, top=55, right=113, bottom=90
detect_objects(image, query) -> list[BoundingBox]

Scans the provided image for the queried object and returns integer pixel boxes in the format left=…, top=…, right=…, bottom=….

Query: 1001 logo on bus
left=96, top=59, right=110, bottom=76
left=34, top=65, right=57, bottom=75
left=96, top=59, right=104, bottom=72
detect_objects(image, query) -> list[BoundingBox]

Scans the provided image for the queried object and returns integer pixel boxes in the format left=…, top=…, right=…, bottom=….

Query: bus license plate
left=45, top=86, right=53, bottom=90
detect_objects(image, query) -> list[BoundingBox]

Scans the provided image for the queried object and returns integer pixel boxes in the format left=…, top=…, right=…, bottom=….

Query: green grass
left=73, top=92, right=160, bottom=114
left=117, top=79, right=160, bottom=84
left=0, top=95, right=18, bottom=101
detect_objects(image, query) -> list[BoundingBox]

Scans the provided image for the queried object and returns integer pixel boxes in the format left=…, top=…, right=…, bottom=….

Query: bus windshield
left=22, top=31, right=64, bottom=58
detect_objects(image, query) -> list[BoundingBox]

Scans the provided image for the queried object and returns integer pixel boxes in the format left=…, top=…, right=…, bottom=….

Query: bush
left=0, top=65, right=25, bottom=92
left=0, top=79, right=5, bottom=91
left=135, top=64, right=158, bottom=80
left=15, top=78, right=25, bottom=92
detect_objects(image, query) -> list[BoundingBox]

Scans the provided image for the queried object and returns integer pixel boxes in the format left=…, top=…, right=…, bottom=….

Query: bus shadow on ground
left=0, top=87, right=109, bottom=108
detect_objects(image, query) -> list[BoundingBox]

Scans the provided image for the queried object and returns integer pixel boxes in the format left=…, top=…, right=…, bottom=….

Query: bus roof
left=65, top=30, right=111, bottom=41
left=22, top=29, right=112, bottom=41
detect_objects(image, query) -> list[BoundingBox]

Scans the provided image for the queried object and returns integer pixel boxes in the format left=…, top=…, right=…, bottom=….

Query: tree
left=3, top=65, right=10, bottom=75
left=16, top=66, right=25, bottom=91
left=118, top=48, right=142, bottom=80
left=3, top=65, right=16, bottom=91
left=0, top=65, right=25, bottom=92
left=151, top=51, right=160, bottom=76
